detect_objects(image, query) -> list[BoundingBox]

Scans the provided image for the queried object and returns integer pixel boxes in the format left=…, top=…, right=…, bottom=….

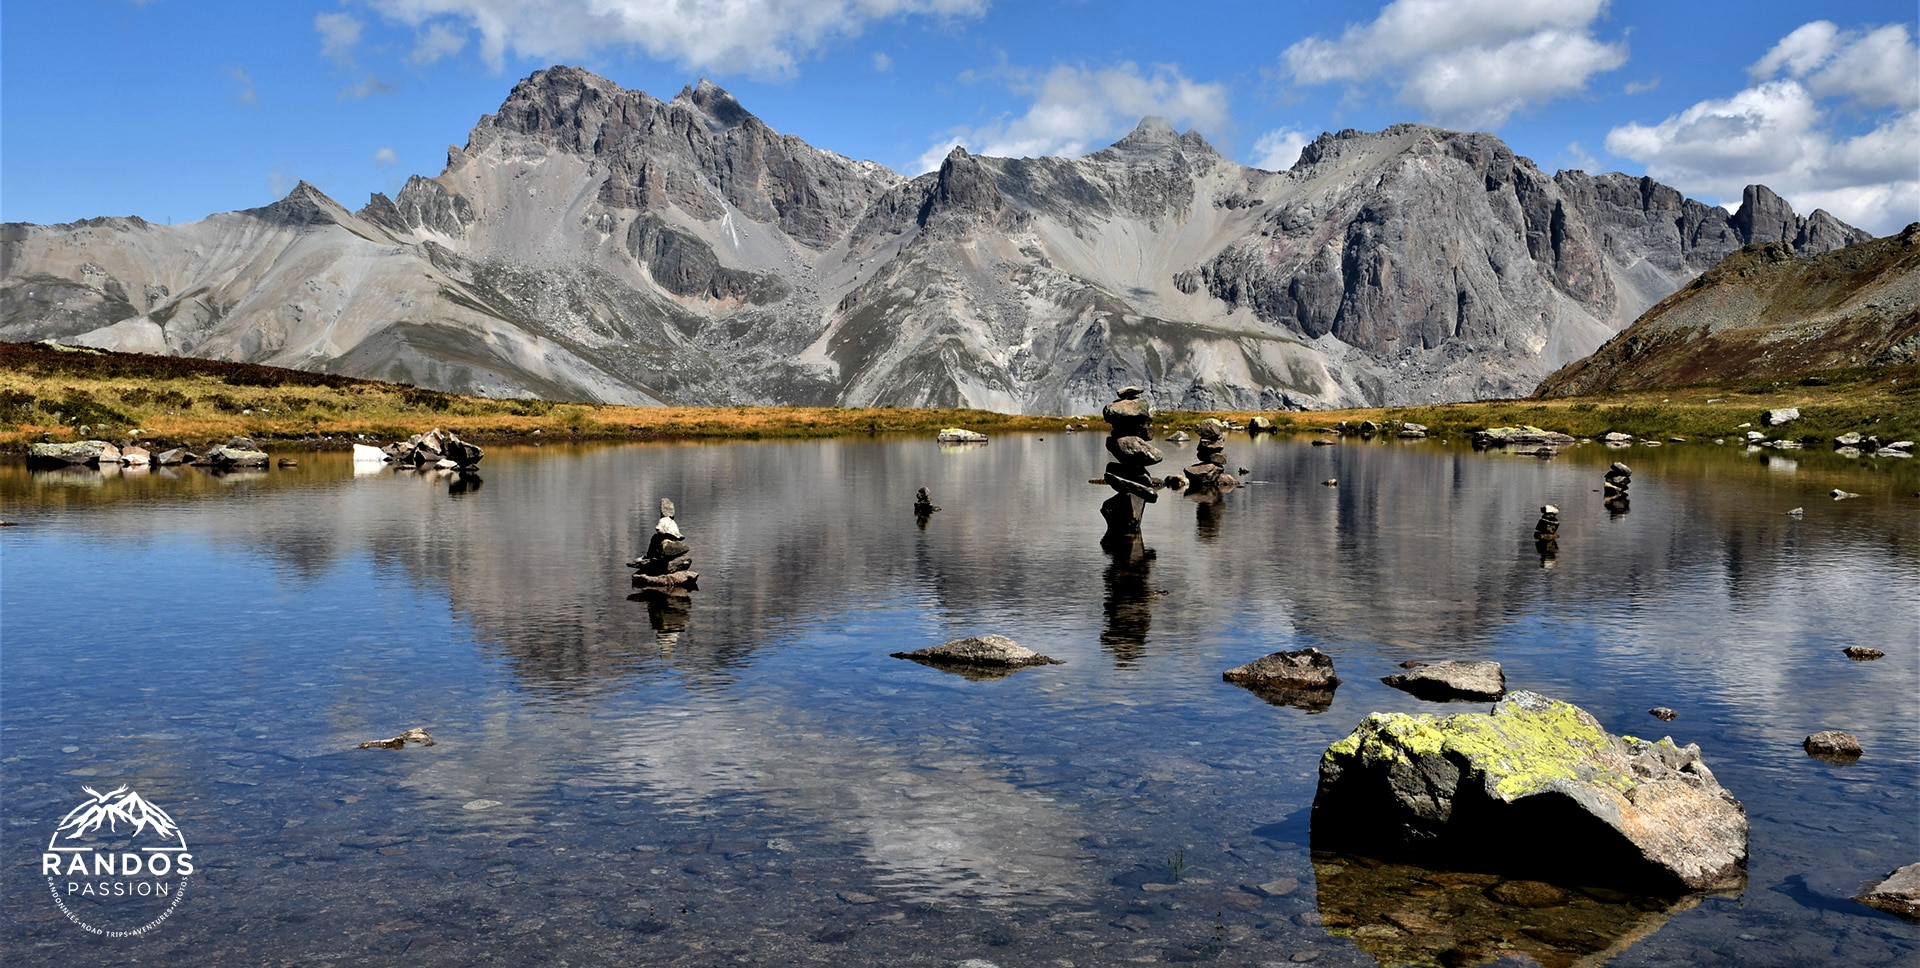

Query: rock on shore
left=1313, top=691, right=1748, bottom=893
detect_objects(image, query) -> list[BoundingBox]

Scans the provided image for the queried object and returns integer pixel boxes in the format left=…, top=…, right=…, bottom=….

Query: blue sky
left=4, top=0, right=1916, bottom=235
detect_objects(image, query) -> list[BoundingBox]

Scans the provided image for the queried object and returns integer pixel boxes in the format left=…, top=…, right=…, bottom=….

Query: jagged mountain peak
left=673, top=78, right=756, bottom=132
left=1095, top=116, right=1219, bottom=160
left=1, top=65, right=1882, bottom=414
left=245, top=180, right=351, bottom=227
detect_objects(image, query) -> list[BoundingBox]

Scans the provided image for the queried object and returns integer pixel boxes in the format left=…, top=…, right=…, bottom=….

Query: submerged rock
left=1223, top=647, right=1340, bottom=688
left=890, top=634, right=1062, bottom=677
left=1312, top=851, right=1707, bottom=968
left=1313, top=691, right=1749, bottom=893
left=1223, top=647, right=1341, bottom=711
left=1804, top=730, right=1862, bottom=761
left=1856, top=863, right=1920, bottom=923
left=358, top=727, right=435, bottom=750
left=1381, top=660, right=1506, bottom=701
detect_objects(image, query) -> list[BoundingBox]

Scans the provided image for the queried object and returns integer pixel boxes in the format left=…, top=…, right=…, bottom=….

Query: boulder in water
left=1313, top=691, right=1749, bottom=893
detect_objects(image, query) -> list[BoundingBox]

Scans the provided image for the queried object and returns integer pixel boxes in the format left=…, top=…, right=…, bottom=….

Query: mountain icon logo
left=41, top=784, right=195, bottom=937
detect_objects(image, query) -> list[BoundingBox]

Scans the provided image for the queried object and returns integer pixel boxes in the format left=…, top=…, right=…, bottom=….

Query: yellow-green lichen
left=1324, top=696, right=1636, bottom=800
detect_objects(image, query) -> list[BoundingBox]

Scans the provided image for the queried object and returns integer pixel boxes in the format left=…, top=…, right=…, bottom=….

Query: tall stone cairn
left=631, top=497, right=699, bottom=590
left=1100, top=387, right=1162, bottom=537
left=1184, top=418, right=1238, bottom=489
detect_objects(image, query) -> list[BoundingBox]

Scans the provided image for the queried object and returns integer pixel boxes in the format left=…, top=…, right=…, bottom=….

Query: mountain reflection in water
left=1, top=434, right=1914, bottom=966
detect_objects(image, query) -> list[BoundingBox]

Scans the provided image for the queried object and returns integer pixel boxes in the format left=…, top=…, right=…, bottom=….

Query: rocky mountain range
left=0, top=66, right=1875, bottom=412
left=1536, top=223, right=1920, bottom=395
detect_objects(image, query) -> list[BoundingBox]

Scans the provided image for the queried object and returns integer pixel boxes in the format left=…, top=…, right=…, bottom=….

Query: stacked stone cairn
left=1533, top=504, right=1560, bottom=561
left=631, top=498, right=698, bottom=591
left=1603, top=462, right=1631, bottom=508
left=1099, top=387, right=1162, bottom=537
left=1183, top=419, right=1238, bottom=489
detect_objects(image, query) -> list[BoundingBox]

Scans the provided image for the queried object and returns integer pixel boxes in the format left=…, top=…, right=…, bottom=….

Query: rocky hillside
left=0, top=66, right=1873, bottom=412
left=1535, top=224, right=1920, bottom=395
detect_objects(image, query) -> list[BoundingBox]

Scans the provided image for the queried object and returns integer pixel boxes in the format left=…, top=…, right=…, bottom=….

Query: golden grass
left=2, top=341, right=1914, bottom=449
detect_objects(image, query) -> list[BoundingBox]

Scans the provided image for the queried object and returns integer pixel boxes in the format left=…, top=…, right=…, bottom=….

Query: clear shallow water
left=2, top=434, right=1916, bottom=966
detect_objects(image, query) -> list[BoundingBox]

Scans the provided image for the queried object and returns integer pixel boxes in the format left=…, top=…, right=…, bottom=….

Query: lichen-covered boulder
left=1313, top=691, right=1748, bottom=893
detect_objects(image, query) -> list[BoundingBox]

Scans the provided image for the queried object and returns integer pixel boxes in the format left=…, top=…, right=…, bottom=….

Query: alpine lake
left=3, top=429, right=1915, bottom=967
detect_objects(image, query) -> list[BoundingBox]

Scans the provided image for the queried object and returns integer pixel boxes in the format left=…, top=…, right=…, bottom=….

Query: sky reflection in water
left=2, top=434, right=1915, bottom=966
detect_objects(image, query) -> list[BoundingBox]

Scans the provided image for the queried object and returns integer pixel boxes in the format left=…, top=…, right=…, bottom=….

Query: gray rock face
left=1381, top=660, right=1506, bottom=701
left=0, top=69, right=1873, bottom=412
left=1313, top=692, right=1749, bottom=893
left=1856, top=863, right=1920, bottom=923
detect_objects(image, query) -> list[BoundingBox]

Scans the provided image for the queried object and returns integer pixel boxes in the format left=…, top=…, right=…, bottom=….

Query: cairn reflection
left=629, top=589, right=692, bottom=653
left=1309, top=852, right=1701, bottom=968
left=1099, top=532, right=1156, bottom=665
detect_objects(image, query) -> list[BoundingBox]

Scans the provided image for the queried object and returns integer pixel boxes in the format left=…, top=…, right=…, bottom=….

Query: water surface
left=3, top=434, right=1916, bottom=966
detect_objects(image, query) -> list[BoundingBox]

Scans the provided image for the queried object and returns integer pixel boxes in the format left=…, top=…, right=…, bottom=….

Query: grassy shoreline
left=2, top=341, right=1915, bottom=451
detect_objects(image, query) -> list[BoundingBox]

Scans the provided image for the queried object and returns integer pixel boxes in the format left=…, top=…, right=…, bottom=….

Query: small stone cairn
left=631, top=498, right=698, bottom=591
left=1603, top=461, right=1631, bottom=509
left=1533, top=504, right=1560, bottom=552
left=1099, top=387, right=1162, bottom=537
left=1184, top=418, right=1238, bottom=489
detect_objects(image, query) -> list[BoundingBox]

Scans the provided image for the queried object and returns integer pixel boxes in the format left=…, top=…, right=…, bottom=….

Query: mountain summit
left=0, top=66, right=1873, bottom=410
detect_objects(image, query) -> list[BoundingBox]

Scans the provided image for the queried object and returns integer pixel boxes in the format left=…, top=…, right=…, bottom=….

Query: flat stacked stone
left=1184, top=418, right=1238, bottom=489
left=1100, top=387, right=1162, bottom=537
left=631, top=498, right=699, bottom=590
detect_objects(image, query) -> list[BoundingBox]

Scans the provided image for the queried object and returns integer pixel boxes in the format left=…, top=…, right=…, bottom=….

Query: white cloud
left=1282, top=0, right=1627, bottom=129
left=411, top=22, right=468, bottom=65
left=315, top=12, right=365, bottom=66
left=374, top=147, right=399, bottom=165
left=366, top=0, right=989, bottom=75
left=1753, top=22, right=1918, bottom=110
left=229, top=66, right=259, bottom=107
left=1249, top=128, right=1310, bottom=171
left=913, top=62, right=1229, bottom=172
left=1606, top=22, right=1919, bottom=236
left=1555, top=141, right=1600, bottom=173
